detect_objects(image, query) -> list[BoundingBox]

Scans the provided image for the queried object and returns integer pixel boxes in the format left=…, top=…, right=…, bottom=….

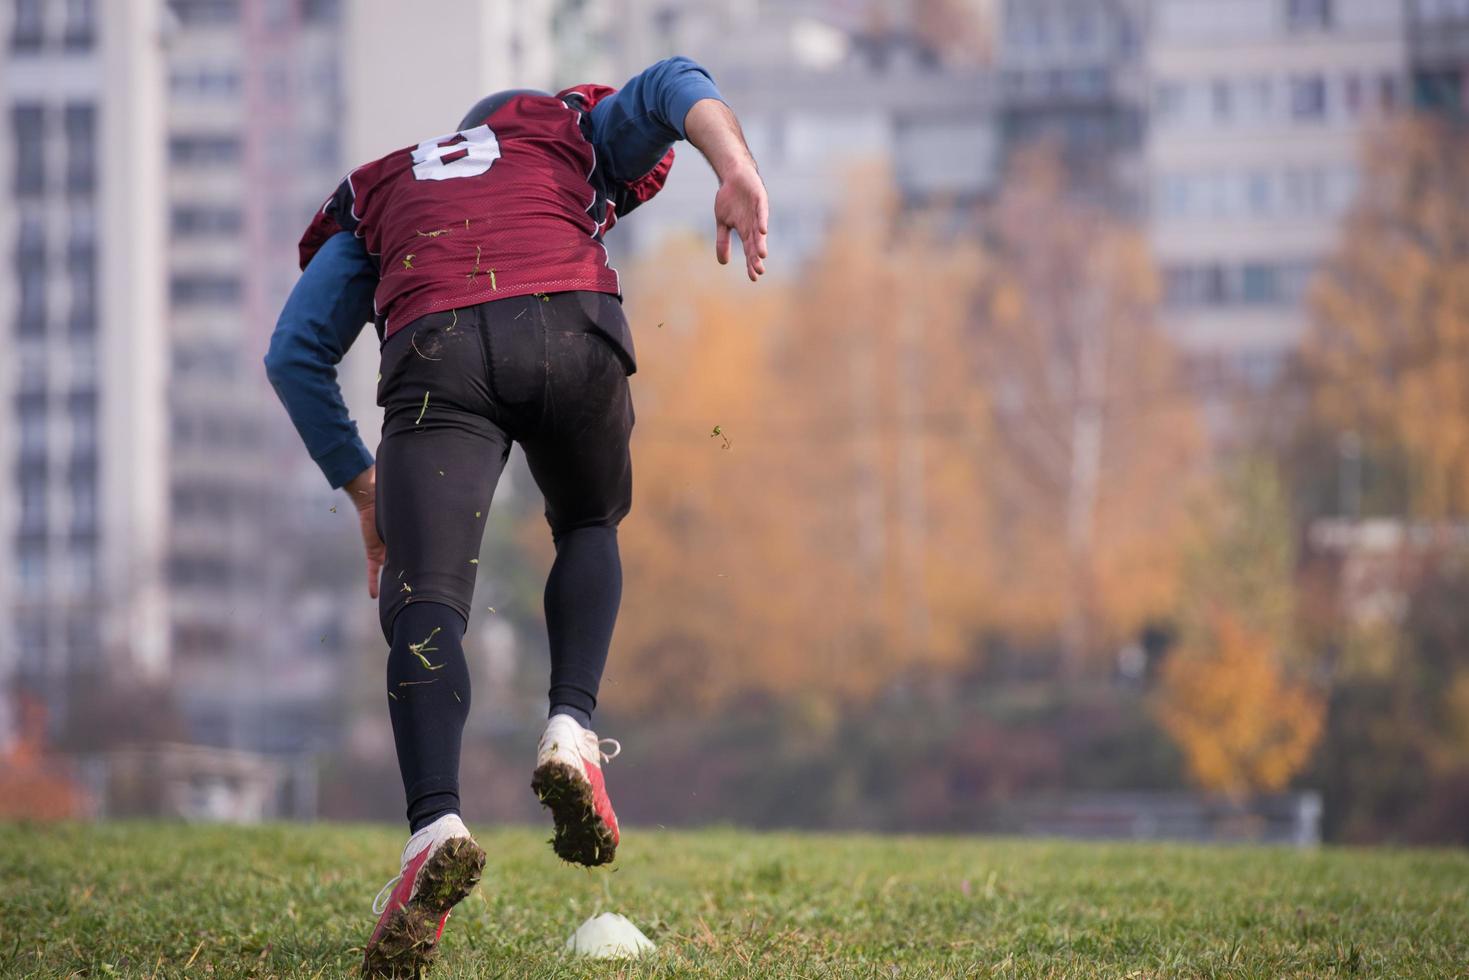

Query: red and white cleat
left=361, top=813, right=486, bottom=979
left=531, top=715, right=622, bottom=866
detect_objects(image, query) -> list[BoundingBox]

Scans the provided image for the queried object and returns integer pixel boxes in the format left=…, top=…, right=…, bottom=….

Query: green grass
left=1, top=823, right=1464, bottom=978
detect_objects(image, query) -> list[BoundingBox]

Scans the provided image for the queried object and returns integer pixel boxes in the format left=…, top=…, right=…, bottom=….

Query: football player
left=264, top=56, right=766, bottom=977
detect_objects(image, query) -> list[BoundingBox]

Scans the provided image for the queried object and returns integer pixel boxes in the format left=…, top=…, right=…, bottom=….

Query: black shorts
left=374, top=291, right=634, bottom=638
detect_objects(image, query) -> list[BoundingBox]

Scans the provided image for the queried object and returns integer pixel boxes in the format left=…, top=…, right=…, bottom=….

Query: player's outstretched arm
left=585, top=56, right=768, bottom=280
left=684, top=98, right=768, bottom=282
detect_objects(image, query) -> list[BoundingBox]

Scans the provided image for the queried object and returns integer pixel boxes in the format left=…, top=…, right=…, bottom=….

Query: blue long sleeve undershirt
left=263, top=57, right=724, bottom=489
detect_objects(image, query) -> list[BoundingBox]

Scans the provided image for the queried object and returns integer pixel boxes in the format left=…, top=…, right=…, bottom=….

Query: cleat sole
left=362, top=837, right=486, bottom=979
left=531, top=761, right=618, bottom=867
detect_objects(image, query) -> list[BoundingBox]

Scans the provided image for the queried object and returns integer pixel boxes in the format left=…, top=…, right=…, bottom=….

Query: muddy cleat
left=362, top=813, right=486, bottom=979
left=531, top=714, right=622, bottom=866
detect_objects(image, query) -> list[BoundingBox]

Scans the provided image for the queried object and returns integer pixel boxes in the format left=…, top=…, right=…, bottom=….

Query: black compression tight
left=386, top=528, right=623, bottom=833
left=544, top=525, right=622, bottom=729
left=388, top=602, right=471, bottom=833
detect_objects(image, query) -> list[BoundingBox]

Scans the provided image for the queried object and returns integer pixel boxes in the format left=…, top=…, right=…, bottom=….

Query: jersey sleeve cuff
left=318, top=438, right=375, bottom=489
left=669, top=76, right=725, bottom=140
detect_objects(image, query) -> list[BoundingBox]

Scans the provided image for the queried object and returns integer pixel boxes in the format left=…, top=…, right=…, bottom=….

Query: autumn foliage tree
left=1305, top=117, right=1469, bottom=518
left=1154, top=461, right=1324, bottom=797
left=582, top=157, right=1206, bottom=716
left=606, top=170, right=994, bottom=714
left=973, top=150, right=1205, bottom=670
left=1298, top=117, right=1469, bottom=833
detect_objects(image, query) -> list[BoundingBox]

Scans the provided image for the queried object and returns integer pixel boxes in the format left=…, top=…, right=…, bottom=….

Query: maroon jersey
left=298, top=86, right=674, bottom=339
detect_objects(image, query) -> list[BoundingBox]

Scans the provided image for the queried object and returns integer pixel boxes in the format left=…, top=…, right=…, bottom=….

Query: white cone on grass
left=564, top=913, right=655, bottom=958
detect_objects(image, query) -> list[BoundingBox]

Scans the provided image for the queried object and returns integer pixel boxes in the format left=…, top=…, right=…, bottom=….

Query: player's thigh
left=375, top=310, right=506, bottom=637
left=523, top=333, right=634, bottom=536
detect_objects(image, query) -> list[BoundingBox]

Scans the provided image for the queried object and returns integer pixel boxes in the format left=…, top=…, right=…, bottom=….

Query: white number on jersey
left=410, top=125, right=500, bottom=181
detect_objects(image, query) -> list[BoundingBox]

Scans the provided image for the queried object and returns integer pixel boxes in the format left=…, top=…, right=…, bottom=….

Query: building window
left=169, top=66, right=242, bottom=98
left=173, top=342, right=240, bottom=379
left=1379, top=74, right=1401, bottom=110
left=1155, top=81, right=1186, bottom=123
left=16, top=216, right=47, bottom=337
left=171, top=274, right=242, bottom=305
left=65, top=614, right=101, bottom=657
left=70, top=473, right=98, bottom=540
left=1164, top=261, right=1316, bottom=309
left=1414, top=69, right=1466, bottom=112
left=1286, top=0, right=1333, bottom=30
left=68, top=389, right=98, bottom=455
left=66, top=210, right=97, bottom=335
left=12, top=0, right=44, bottom=51
left=170, top=554, right=232, bottom=588
left=17, top=391, right=47, bottom=465
left=1342, top=73, right=1365, bottom=116
left=64, top=103, right=97, bottom=195
left=171, top=205, right=244, bottom=236
left=1290, top=75, right=1327, bottom=120
left=1416, top=0, right=1469, bottom=22
left=63, top=0, right=96, bottom=50
left=19, top=461, right=48, bottom=534
left=301, top=0, right=341, bottom=24
left=1211, top=80, right=1233, bottom=122
left=168, top=0, right=240, bottom=25
left=67, top=243, right=97, bottom=335
left=12, top=104, right=46, bottom=197
left=17, top=259, right=47, bottom=336
left=17, top=616, right=46, bottom=665
left=169, top=135, right=242, bottom=165
left=18, top=542, right=47, bottom=594
left=1246, top=171, right=1272, bottom=214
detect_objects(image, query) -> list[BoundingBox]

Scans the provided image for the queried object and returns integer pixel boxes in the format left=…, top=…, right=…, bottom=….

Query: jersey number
left=411, top=125, right=500, bottom=181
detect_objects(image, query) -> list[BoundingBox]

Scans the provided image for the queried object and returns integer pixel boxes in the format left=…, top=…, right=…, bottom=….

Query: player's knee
left=381, top=595, right=469, bottom=645
left=548, top=517, right=623, bottom=547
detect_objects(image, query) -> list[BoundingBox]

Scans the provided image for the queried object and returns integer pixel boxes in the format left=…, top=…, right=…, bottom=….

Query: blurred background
left=1, top=0, right=1466, bottom=847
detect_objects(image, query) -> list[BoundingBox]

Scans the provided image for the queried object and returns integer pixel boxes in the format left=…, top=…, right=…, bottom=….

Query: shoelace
left=372, top=873, right=403, bottom=915
left=597, top=737, right=621, bottom=763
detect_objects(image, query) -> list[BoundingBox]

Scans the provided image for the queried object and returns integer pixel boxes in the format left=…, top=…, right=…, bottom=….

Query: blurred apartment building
left=604, top=0, right=996, bottom=263
left=617, top=0, right=1467, bottom=386
left=1146, top=0, right=1411, bottom=387
left=0, top=0, right=170, bottom=739
left=4, top=0, right=1467, bottom=777
left=1002, top=0, right=1467, bottom=385
left=161, top=0, right=355, bottom=754
left=994, top=0, right=1149, bottom=212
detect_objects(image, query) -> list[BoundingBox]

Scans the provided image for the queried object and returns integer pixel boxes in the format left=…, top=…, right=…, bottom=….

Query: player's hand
left=714, top=164, right=769, bottom=282
left=344, top=465, right=387, bottom=599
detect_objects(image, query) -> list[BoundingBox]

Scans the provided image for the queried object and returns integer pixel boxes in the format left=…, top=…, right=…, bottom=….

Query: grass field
left=1, top=823, right=1464, bottom=978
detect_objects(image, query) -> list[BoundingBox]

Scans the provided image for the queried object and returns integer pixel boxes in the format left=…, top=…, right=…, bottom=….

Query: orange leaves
left=1305, top=118, right=1469, bottom=518
left=974, top=147, right=1205, bottom=663
left=602, top=175, right=996, bottom=714
left=1155, top=460, right=1324, bottom=796
left=592, top=159, right=1212, bottom=715
left=1155, top=611, right=1324, bottom=797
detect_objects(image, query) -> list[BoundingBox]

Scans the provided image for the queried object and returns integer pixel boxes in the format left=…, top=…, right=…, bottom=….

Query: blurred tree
left=1157, top=611, right=1323, bottom=797
left=1305, top=118, right=1469, bottom=518
left=1154, top=460, right=1324, bottom=797
left=1292, top=116, right=1469, bottom=841
left=602, top=169, right=995, bottom=714
left=0, top=694, right=86, bottom=820
left=973, top=149, right=1205, bottom=672
left=1311, top=556, right=1469, bottom=843
left=593, top=156, right=1204, bottom=715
